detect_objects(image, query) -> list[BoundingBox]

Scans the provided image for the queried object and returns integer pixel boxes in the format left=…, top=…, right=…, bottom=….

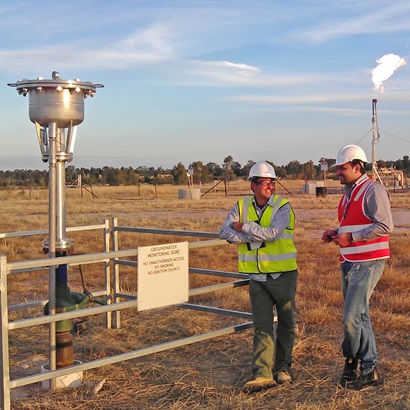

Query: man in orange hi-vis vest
left=322, top=144, right=393, bottom=390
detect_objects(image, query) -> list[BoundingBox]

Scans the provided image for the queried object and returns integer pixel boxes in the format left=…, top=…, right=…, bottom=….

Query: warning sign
left=137, top=242, right=189, bottom=311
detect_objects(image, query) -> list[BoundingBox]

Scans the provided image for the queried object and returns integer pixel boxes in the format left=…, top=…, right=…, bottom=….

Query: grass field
left=1, top=182, right=409, bottom=409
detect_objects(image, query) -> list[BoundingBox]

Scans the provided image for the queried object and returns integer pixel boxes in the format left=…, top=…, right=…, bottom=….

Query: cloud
left=0, top=46, right=169, bottom=75
left=119, top=22, right=176, bottom=57
left=285, top=1, right=410, bottom=44
left=229, top=92, right=371, bottom=104
left=182, top=59, right=352, bottom=88
left=204, top=61, right=260, bottom=72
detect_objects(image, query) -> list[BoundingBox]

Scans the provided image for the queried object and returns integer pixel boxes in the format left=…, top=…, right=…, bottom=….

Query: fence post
left=0, top=255, right=11, bottom=410
left=112, top=217, right=121, bottom=329
left=104, top=219, right=112, bottom=329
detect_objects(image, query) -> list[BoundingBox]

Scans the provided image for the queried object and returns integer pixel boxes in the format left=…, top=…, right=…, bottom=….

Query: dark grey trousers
left=249, top=270, right=298, bottom=378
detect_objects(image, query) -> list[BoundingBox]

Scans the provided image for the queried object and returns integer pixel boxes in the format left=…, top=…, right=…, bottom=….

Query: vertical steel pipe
left=48, top=122, right=57, bottom=384
left=56, top=128, right=66, bottom=247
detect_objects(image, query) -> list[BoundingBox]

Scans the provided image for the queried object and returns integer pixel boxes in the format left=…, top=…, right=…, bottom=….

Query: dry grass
left=1, top=184, right=409, bottom=410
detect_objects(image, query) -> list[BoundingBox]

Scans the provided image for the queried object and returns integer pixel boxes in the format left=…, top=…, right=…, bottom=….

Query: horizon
left=1, top=1, right=410, bottom=171
left=0, top=153, right=408, bottom=173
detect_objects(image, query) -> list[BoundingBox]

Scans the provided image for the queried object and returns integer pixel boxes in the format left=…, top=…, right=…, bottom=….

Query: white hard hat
left=334, top=145, right=368, bottom=166
left=248, top=161, right=277, bottom=180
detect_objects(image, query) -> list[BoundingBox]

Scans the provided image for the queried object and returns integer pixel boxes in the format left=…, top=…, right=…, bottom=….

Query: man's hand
left=321, top=229, right=337, bottom=242
left=233, top=222, right=244, bottom=232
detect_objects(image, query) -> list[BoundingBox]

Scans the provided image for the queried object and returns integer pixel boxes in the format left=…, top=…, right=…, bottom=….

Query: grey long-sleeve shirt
left=341, top=174, right=394, bottom=242
left=219, top=195, right=291, bottom=244
left=219, top=195, right=293, bottom=281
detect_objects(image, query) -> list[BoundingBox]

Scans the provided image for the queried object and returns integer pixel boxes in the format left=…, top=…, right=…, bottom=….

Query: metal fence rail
left=0, top=221, right=251, bottom=410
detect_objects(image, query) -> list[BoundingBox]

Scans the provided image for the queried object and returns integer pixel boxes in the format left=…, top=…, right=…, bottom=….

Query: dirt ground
left=2, top=189, right=409, bottom=409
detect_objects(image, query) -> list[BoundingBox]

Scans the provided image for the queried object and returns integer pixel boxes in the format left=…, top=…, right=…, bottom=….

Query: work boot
left=346, top=366, right=383, bottom=390
left=275, top=370, right=293, bottom=384
left=243, top=377, right=276, bottom=393
left=339, top=358, right=359, bottom=386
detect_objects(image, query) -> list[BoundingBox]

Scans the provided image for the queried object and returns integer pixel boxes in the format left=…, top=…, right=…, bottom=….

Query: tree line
left=1, top=155, right=409, bottom=188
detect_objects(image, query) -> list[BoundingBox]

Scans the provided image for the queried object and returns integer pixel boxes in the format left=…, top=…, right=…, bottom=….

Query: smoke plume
left=371, top=53, right=406, bottom=92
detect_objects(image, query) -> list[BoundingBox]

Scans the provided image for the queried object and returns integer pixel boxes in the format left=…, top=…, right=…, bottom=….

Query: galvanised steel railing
left=0, top=220, right=252, bottom=410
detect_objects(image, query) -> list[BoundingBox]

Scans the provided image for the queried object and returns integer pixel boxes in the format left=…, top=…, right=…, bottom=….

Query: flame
left=371, top=53, right=406, bottom=92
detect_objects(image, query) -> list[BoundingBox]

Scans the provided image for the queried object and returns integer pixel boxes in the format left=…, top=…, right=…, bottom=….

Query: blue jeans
left=249, top=270, right=298, bottom=378
left=340, top=260, right=385, bottom=374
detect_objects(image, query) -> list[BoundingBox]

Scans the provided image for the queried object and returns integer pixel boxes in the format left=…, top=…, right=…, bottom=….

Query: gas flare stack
left=8, top=72, right=103, bottom=376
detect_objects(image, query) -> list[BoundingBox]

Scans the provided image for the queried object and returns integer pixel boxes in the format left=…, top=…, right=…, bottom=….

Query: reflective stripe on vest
left=237, top=195, right=297, bottom=273
left=338, top=177, right=390, bottom=262
left=339, top=238, right=389, bottom=256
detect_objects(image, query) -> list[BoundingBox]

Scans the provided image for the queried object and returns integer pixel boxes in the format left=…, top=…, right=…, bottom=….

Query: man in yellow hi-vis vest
left=219, top=161, right=298, bottom=393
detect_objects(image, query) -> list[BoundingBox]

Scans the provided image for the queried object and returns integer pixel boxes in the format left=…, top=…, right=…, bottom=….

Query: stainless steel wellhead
left=8, top=71, right=103, bottom=162
left=8, top=71, right=103, bottom=126
left=8, top=71, right=104, bottom=252
left=8, top=71, right=103, bottom=381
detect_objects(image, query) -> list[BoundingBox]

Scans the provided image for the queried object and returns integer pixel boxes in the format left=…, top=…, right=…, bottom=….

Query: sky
left=1, top=0, right=410, bottom=172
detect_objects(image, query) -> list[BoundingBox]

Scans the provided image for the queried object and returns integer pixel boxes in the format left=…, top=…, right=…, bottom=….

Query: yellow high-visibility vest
left=237, top=195, right=297, bottom=273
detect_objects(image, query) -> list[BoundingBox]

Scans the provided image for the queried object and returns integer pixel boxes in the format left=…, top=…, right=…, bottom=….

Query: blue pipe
left=56, top=251, right=67, bottom=288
